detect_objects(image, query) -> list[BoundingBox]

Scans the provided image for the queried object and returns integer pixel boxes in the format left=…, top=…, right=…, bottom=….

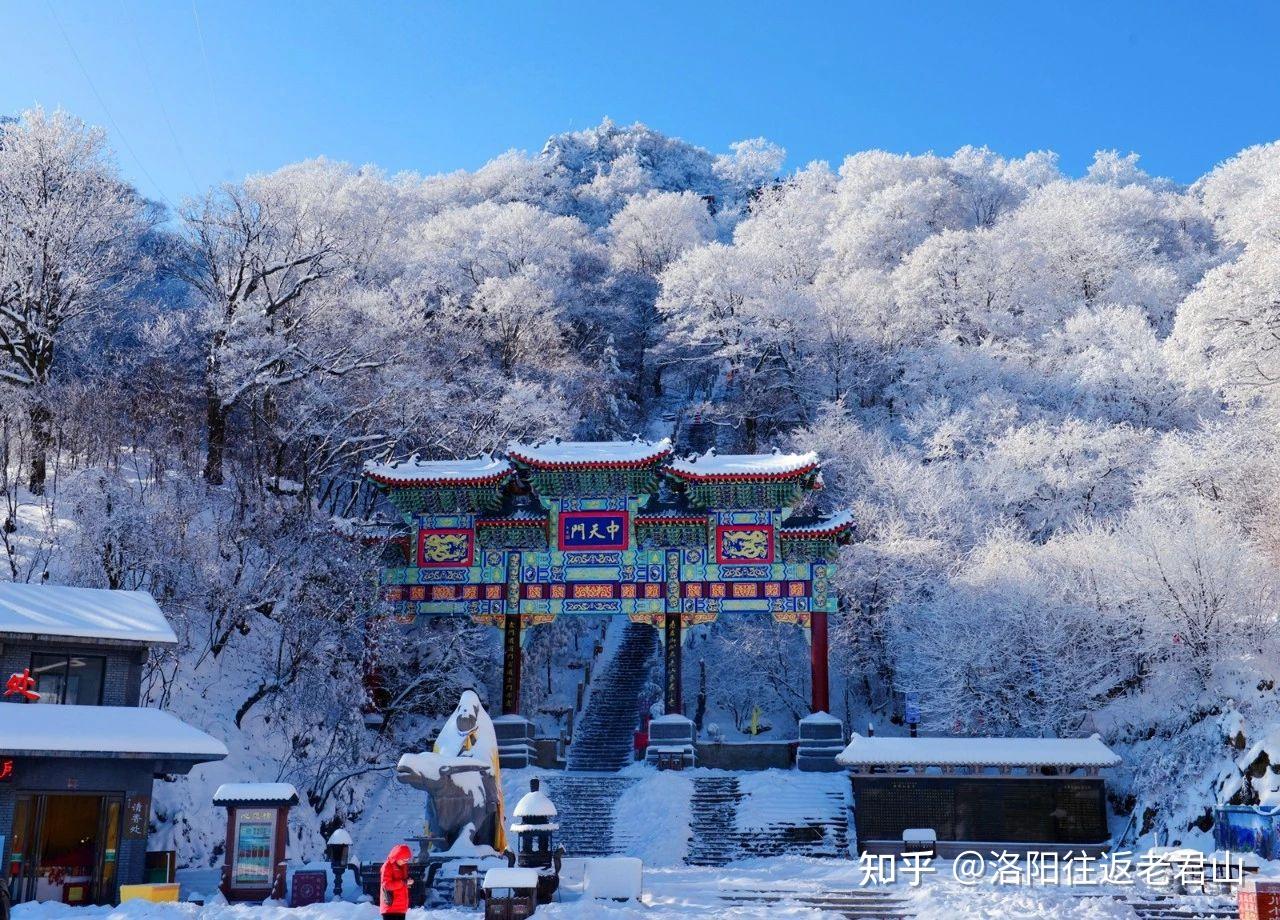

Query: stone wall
left=694, top=740, right=795, bottom=771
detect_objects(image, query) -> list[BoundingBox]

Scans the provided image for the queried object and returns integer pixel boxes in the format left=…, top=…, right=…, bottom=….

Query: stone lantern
left=509, top=778, right=561, bottom=904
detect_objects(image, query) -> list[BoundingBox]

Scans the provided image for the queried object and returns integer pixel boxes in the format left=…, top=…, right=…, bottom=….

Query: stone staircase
left=566, top=620, right=657, bottom=772
left=543, top=773, right=639, bottom=856
left=718, top=887, right=913, bottom=919
left=688, top=772, right=850, bottom=866
left=687, top=776, right=744, bottom=866
left=1080, top=894, right=1239, bottom=919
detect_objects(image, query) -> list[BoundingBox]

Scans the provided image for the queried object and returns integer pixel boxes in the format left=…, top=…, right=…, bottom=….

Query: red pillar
left=810, top=610, right=830, bottom=714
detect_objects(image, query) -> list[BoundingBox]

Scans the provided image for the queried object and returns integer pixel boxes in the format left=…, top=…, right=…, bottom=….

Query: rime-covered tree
left=0, top=108, right=153, bottom=493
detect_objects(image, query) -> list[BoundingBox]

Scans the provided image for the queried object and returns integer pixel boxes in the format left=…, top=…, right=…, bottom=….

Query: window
left=30, top=652, right=105, bottom=705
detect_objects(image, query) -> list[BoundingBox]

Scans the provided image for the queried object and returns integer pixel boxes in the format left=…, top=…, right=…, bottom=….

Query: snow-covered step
left=687, top=770, right=850, bottom=866
left=351, top=770, right=433, bottom=862
left=544, top=773, right=640, bottom=856
left=566, top=619, right=657, bottom=772
left=688, top=776, right=744, bottom=866
left=718, top=887, right=914, bottom=919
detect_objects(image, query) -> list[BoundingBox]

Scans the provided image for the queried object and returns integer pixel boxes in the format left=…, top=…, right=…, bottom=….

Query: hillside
left=4, top=110, right=1280, bottom=858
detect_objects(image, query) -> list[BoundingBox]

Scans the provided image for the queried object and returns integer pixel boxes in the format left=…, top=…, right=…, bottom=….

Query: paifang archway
left=366, top=439, right=853, bottom=761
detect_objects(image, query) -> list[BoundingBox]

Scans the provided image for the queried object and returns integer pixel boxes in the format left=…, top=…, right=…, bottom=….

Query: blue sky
left=2, top=1, right=1277, bottom=209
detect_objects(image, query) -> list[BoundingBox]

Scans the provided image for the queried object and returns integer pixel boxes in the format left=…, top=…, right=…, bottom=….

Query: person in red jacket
left=379, top=844, right=413, bottom=920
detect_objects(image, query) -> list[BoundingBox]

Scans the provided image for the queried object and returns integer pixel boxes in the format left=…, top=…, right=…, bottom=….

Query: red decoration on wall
left=0, top=759, right=14, bottom=782
left=4, top=668, right=39, bottom=701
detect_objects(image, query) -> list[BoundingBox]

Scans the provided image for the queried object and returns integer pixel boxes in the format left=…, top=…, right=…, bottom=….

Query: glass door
left=95, top=797, right=122, bottom=904
left=31, top=794, right=104, bottom=905
left=8, top=795, right=37, bottom=903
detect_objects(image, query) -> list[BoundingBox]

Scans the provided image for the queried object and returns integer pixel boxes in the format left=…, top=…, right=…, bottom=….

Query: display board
left=230, top=809, right=277, bottom=887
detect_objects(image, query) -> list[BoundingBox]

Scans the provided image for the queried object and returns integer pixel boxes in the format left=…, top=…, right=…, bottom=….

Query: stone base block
left=645, top=714, right=696, bottom=769
left=493, top=714, right=536, bottom=769
left=797, top=711, right=845, bottom=772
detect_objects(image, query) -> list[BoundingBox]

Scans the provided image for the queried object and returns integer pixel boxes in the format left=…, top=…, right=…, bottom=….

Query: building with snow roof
left=837, top=733, right=1121, bottom=856
left=0, top=582, right=227, bottom=906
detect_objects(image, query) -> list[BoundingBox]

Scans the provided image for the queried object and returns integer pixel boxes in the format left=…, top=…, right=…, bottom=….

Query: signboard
left=904, top=692, right=920, bottom=725
left=558, top=510, right=629, bottom=551
left=418, top=528, right=474, bottom=567
left=124, top=792, right=151, bottom=839
left=231, top=808, right=278, bottom=887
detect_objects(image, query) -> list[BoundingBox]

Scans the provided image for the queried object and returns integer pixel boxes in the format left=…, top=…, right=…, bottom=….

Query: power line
left=45, top=0, right=178, bottom=211
left=119, top=0, right=201, bottom=196
left=189, top=0, right=229, bottom=170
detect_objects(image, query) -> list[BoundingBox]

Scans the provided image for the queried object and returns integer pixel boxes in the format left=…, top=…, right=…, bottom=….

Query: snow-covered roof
left=0, top=582, right=177, bottom=646
left=507, top=438, right=673, bottom=470
left=667, top=450, right=820, bottom=482
left=836, top=733, right=1121, bottom=769
left=483, top=868, right=539, bottom=890
left=0, top=704, right=227, bottom=760
left=212, top=783, right=300, bottom=806
left=512, top=788, right=557, bottom=820
left=475, top=509, right=549, bottom=527
left=781, top=509, right=856, bottom=539
left=636, top=509, right=706, bottom=525
left=363, top=455, right=513, bottom=488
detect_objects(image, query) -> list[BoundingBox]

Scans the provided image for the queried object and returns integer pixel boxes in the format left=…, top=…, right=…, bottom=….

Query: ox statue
left=394, top=690, right=507, bottom=853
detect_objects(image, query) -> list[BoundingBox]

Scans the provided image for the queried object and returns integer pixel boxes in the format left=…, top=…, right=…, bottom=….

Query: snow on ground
left=733, top=769, right=847, bottom=837
left=613, top=768, right=693, bottom=864
left=17, top=856, right=1242, bottom=919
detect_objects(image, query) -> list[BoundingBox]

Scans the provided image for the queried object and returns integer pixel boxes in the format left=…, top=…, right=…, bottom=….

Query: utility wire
left=45, top=0, right=178, bottom=211
left=189, top=0, right=230, bottom=177
left=119, top=0, right=201, bottom=196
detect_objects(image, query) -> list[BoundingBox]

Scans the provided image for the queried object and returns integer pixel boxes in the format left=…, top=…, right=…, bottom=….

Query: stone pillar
left=493, top=713, right=536, bottom=769
left=502, top=613, right=522, bottom=716
left=797, top=711, right=845, bottom=772
left=810, top=610, right=830, bottom=715
left=663, top=612, right=682, bottom=716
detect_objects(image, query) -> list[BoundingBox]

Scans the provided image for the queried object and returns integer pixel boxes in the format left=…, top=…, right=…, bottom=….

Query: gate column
left=501, top=612, right=522, bottom=716
left=810, top=609, right=829, bottom=715
left=663, top=611, right=682, bottom=716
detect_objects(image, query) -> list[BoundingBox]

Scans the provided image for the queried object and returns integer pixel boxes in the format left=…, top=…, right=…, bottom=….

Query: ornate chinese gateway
left=365, top=439, right=852, bottom=764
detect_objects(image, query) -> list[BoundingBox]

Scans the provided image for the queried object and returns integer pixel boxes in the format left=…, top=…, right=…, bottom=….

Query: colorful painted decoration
left=366, top=442, right=852, bottom=624
left=418, top=527, right=474, bottom=567
left=716, top=525, right=774, bottom=563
